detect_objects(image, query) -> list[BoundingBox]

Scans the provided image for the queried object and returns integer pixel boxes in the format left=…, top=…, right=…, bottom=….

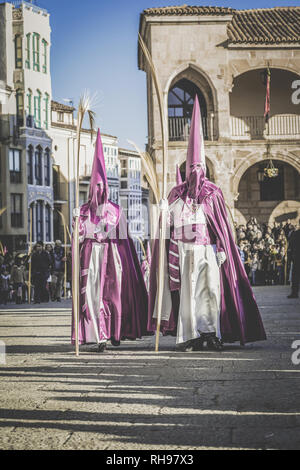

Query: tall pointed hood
left=176, top=164, right=183, bottom=185
left=88, top=128, right=108, bottom=222
left=186, top=94, right=206, bottom=180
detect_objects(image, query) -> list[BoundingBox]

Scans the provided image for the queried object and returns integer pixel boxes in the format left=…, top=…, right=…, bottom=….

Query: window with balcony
left=16, top=90, right=24, bottom=127
left=27, top=88, right=32, bottom=117
left=43, top=93, right=49, bottom=129
left=36, top=200, right=43, bottom=240
left=25, top=33, right=31, bottom=69
left=168, top=79, right=207, bottom=141
left=11, top=193, right=23, bottom=228
left=27, top=145, right=33, bottom=184
left=15, top=35, right=22, bottom=69
left=35, top=146, right=42, bottom=186
left=44, top=148, right=50, bottom=186
left=42, top=39, right=47, bottom=73
left=34, top=90, right=41, bottom=128
left=45, top=204, right=51, bottom=242
left=33, top=33, right=40, bottom=72
left=9, top=149, right=22, bottom=184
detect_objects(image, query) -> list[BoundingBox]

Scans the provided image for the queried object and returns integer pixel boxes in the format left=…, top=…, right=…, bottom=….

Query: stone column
left=42, top=200, right=46, bottom=243
left=50, top=206, right=54, bottom=243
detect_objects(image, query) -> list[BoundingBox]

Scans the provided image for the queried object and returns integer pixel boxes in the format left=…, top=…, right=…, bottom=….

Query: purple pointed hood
left=176, top=165, right=183, bottom=185
left=88, top=128, right=108, bottom=222
left=186, top=95, right=206, bottom=200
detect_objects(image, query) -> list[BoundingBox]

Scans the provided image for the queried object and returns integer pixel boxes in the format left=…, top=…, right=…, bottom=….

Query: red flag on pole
left=264, top=67, right=271, bottom=124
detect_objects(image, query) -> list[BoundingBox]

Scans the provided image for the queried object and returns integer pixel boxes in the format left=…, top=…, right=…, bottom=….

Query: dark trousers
left=291, top=261, right=300, bottom=296
left=33, top=273, right=48, bottom=303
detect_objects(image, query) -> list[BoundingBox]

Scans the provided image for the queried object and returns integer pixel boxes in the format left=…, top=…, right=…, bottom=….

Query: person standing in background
left=10, top=257, right=25, bottom=304
left=31, top=242, right=50, bottom=304
left=288, top=220, right=300, bottom=299
left=52, top=240, right=66, bottom=302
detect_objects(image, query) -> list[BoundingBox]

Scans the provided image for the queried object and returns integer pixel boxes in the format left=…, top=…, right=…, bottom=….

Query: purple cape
left=148, top=181, right=267, bottom=345
left=72, top=202, right=149, bottom=345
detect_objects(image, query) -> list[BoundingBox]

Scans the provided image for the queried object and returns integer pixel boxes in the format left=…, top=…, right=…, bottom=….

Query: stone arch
left=268, top=201, right=300, bottom=226
left=164, top=63, right=217, bottom=115
left=232, top=151, right=300, bottom=197
left=231, top=63, right=300, bottom=81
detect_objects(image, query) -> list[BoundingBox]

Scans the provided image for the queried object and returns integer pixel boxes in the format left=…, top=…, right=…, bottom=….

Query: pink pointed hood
left=176, top=165, right=183, bottom=185
left=186, top=95, right=206, bottom=180
left=185, top=95, right=207, bottom=200
left=88, top=128, right=109, bottom=222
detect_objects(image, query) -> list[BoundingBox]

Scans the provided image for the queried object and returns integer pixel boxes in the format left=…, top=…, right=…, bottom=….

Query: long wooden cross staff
left=28, top=207, right=33, bottom=304
left=138, top=34, right=169, bottom=352
left=72, top=92, right=96, bottom=356
left=56, top=209, right=71, bottom=301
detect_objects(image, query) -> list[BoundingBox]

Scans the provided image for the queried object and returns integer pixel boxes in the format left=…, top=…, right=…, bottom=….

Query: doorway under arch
left=235, top=159, right=300, bottom=225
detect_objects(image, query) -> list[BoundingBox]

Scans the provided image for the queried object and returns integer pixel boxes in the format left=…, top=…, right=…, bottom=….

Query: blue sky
left=39, top=0, right=300, bottom=148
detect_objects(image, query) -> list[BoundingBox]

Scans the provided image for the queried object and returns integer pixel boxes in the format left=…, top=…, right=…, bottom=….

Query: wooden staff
left=28, top=206, right=33, bottom=304
left=0, top=207, right=7, bottom=256
left=56, top=209, right=70, bottom=301
left=138, top=34, right=168, bottom=353
left=284, top=235, right=288, bottom=285
left=72, top=92, right=95, bottom=357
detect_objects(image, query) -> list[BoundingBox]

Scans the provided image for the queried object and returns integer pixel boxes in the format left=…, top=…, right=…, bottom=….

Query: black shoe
left=206, top=335, right=224, bottom=351
left=287, top=295, right=299, bottom=299
left=176, top=340, right=194, bottom=352
left=57, top=298, right=61, bottom=302
left=192, top=337, right=205, bottom=351
left=97, top=343, right=107, bottom=353
left=111, top=338, right=120, bottom=347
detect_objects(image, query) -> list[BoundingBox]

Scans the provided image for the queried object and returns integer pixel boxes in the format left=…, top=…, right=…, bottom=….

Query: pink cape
left=148, top=180, right=267, bottom=345
left=72, top=201, right=149, bottom=344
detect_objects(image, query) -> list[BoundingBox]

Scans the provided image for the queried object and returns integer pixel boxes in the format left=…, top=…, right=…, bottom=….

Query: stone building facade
left=49, top=100, right=120, bottom=240
left=0, top=0, right=53, bottom=251
left=119, top=148, right=147, bottom=260
left=138, top=6, right=300, bottom=229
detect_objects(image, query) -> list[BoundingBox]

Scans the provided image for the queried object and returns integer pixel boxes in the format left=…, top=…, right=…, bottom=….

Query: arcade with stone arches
left=234, top=157, right=300, bottom=227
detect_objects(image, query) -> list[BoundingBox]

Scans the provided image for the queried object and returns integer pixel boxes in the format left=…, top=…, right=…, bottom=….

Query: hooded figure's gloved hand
left=216, top=251, right=227, bottom=268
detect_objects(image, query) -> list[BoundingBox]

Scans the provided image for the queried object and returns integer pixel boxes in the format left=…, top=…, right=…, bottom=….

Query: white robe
left=154, top=198, right=221, bottom=344
left=84, top=242, right=122, bottom=344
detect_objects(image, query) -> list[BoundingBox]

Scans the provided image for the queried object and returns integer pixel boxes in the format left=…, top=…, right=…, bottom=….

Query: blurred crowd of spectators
left=0, top=240, right=72, bottom=305
left=235, top=217, right=297, bottom=286
left=0, top=217, right=299, bottom=305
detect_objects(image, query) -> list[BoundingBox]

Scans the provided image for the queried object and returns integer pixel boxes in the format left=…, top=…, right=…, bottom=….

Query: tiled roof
left=51, top=100, right=75, bottom=112
left=143, top=5, right=234, bottom=16
left=142, top=5, right=300, bottom=44
left=228, top=8, right=300, bottom=44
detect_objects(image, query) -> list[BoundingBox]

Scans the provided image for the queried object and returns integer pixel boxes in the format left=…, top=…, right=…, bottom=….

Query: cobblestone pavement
left=0, top=286, right=299, bottom=450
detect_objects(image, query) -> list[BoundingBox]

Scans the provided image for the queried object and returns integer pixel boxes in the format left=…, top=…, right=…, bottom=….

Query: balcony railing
left=231, top=114, right=300, bottom=139
left=168, top=116, right=209, bottom=141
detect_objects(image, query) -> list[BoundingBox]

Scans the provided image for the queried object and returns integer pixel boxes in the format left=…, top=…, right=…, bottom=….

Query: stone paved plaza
left=0, top=286, right=299, bottom=450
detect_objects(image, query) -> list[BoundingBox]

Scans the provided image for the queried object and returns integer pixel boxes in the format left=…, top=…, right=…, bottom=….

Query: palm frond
left=138, top=34, right=168, bottom=198
left=127, top=140, right=160, bottom=204
left=0, top=207, right=7, bottom=217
